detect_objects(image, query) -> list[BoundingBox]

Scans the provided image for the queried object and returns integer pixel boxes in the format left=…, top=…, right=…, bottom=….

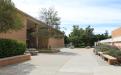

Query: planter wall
left=94, top=51, right=118, bottom=65
left=0, top=54, right=31, bottom=67
left=39, top=49, right=60, bottom=53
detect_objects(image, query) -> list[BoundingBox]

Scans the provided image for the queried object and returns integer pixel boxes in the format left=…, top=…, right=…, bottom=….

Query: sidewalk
left=0, top=48, right=121, bottom=75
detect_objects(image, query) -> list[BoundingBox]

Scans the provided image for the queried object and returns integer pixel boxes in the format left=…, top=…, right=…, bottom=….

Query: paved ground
left=0, top=48, right=121, bottom=75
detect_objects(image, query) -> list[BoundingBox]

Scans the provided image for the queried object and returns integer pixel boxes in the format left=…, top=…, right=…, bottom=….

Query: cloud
left=57, top=6, right=121, bottom=24
left=12, top=0, right=121, bottom=23
left=12, top=0, right=121, bottom=35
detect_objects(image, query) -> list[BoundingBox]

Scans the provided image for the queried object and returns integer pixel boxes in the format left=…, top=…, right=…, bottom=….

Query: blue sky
left=12, top=0, right=121, bottom=35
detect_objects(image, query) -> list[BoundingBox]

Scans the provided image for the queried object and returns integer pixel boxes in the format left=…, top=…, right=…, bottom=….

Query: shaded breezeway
left=0, top=48, right=121, bottom=75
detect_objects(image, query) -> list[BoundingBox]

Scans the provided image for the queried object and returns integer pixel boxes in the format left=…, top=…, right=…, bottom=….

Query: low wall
left=114, top=42, right=121, bottom=49
left=0, top=54, right=31, bottom=67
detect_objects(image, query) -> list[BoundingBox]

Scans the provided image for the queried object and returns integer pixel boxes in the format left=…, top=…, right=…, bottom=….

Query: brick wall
left=38, top=37, right=48, bottom=49
left=0, top=12, right=27, bottom=42
left=0, top=54, right=31, bottom=67
left=48, top=38, right=64, bottom=48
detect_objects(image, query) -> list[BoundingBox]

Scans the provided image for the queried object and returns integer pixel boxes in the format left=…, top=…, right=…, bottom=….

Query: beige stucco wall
left=112, top=27, right=121, bottom=49
left=112, top=27, right=121, bottom=38
left=113, top=42, right=121, bottom=49
left=0, top=12, right=27, bottom=42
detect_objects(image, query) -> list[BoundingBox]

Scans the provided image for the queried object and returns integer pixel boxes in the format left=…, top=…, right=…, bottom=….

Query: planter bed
left=94, top=50, right=118, bottom=65
left=0, top=54, right=31, bottom=67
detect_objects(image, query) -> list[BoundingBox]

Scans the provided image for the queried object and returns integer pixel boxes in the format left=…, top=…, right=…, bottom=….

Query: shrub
left=95, top=44, right=121, bottom=58
left=95, top=44, right=119, bottom=52
left=106, top=49, right=121, bottom=58
left=0, top=39, right=26, bottom=58
left=79, top=43, right=86, bottom=48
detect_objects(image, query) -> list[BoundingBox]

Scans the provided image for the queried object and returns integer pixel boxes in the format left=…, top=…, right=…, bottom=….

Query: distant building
left=98, top=27, right=121, bottom=49
left=112, top=27, right=121, bottom=49
left=0, top=8, right=64, bottom=49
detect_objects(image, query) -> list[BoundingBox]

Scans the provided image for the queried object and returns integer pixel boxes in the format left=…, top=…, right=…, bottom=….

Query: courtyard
left=0, top=48, right=121, bottom=75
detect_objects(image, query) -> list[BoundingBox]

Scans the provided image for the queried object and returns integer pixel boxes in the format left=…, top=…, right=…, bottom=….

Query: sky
left=12, top=0, right=121, bottom=35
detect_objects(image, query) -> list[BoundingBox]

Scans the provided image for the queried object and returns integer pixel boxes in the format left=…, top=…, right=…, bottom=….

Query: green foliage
left=66, top=25, right=110, bottom=48
left=83, top=25, right=94, bottom=46
left=0, top=39, right=26, bottom=58
left=40, top=7, right=61, bottom=30
left=0, top=0, right=22, bottom=33
left=32, top=26, right=63, bottom=39
left=95, top=44, right=121, bottom=57
left=32, top=27, right=49, bottom=38
left=94, top=32, right=111, bottom=42
left=95, top=44, right=110, bottom=52
left=106, top=49, right=121, bottom=57
left=64, top=35, right=70, bottom=44
left=69, top=25, right=95, bottom=47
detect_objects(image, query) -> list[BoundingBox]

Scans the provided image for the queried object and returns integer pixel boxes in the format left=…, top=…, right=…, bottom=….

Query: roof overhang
left=112, top=36, right=121, bottom=42
left=16, top=8, right=64, bottom=34
left=99, top=38, right=113, bottom=43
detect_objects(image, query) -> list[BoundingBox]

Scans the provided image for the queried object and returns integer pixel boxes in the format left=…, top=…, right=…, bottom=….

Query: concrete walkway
left=0, top=48, right=121, bottom=75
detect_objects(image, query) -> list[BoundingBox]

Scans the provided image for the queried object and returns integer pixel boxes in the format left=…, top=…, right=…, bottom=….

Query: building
left=0, top=9, right=64, bottom=49
left=112, top=27, right=121, bottom=49
left=98, top=27, right=121, bottom=49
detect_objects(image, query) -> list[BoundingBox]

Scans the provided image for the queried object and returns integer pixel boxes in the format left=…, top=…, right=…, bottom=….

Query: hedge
left=0, top=39, right=26, bottom=58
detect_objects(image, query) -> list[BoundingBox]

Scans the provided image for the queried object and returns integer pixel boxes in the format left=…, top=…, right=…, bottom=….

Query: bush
left=79, top=44, right=86, bottom=48
left=95, top=44, right=121, bottom=58
left=95, top=44, right=119, bottom=52
left=106, top=49, right=121, bottom=58
left=0, top=39, right=26, bottom=58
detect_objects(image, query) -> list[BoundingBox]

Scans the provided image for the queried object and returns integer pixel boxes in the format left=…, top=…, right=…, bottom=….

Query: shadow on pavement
left=0, top=62, right=36, bottom=75
left=53, top=52, right=78, bottom=56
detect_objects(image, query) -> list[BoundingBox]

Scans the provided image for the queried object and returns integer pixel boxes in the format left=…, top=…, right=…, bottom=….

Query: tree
left=69, top=25, right=85, bottom=47
left=104, top=30, right=109, bottom=38
left=0, top=0, right=22, bottom=33
left=67, top=25, right=111, bottom=48
left=40, top=7, right=61, bottom=30
left=69, top=25, right=95, bottom=47
left=84, top=25, right=94, bottom=46
left=64, top=35, right=70, bottom=44
left=94, top=32, right=111, bottom=42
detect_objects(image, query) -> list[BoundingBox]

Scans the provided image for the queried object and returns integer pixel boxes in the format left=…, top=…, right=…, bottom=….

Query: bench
left=27, top=48, right=39, bottom=56
left=102, top=54, right=117, bottom=65
left=98, top=52, right=103, bottom=56
left=93, top=50, right=118, bottom=65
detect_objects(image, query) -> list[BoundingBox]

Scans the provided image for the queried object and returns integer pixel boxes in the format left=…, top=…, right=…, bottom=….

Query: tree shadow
left=52, top=51, right=78, bottom=56
left=0, top=62, right=36, bottom=75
